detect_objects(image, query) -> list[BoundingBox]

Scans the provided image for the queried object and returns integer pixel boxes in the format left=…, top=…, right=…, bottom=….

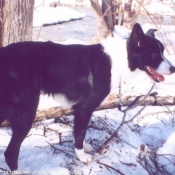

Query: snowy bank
left=33, top=5, right=85, bottom=27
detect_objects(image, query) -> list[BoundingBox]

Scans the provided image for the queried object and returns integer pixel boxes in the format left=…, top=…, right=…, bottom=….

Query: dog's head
left=127, top=23, right=175, bottom=82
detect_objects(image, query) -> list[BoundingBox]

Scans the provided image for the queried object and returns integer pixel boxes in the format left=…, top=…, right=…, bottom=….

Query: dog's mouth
left=145, top=66, right=164, bottom=82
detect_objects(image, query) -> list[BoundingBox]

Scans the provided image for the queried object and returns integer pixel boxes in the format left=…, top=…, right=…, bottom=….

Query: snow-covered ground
left=1, top=0, right=175, bottom=175
left=33, top=0, right=86, bottom=27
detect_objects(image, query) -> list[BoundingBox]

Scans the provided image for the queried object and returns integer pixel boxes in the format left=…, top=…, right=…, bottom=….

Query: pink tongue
left=145, top=66, right=164, bottom=82
left=155, top=71, right=164, bottom=82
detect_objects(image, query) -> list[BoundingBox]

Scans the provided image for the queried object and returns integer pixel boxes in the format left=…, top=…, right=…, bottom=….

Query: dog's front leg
left=73, top=105, right=93, bottom=164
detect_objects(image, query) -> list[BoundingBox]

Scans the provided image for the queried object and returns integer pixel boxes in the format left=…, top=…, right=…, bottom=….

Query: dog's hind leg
left=4, top=95, right=39, bottom=171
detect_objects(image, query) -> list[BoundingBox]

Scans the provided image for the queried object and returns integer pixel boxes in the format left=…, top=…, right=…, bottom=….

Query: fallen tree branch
left=1, top=92, right=175, bottom=127
left=98, top=83, right=156, bottom=154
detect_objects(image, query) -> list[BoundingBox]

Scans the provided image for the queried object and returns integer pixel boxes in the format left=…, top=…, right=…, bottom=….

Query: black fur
left=0, top=41, right=111, bottom=170
left=127, top=23, right=168, bottom=71
left=0, top=23, right=174, bottom=170
left=146, top=29, right=157, bottom=38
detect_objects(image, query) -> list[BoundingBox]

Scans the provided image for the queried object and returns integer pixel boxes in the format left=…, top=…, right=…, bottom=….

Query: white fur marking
left=88, top=72, right=93, bottom=87
left=74, top=148, right=93, bottom=163
left=138, top=41, right=141, bottom=47
left=100, top=36, right=142, bottom=93
left=53, top=94, right=76, bottom=107
left=157, top=60, right=172, bottom=75
left=78, top=72, right=93, bottom=87
left=157, top=43, right=172, bottom=75
left=83, top=140, right=93, bottom=152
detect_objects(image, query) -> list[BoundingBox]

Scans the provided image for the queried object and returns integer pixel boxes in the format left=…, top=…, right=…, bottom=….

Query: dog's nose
left=170, top=66, right=175, bottom=73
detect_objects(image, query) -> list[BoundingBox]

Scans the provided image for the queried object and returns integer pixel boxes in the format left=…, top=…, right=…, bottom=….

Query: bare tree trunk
left=123, top=0, right=133, bottom=29
left=117, top=0, right=123, bottom=25
left=0, top=0, right=34, bottom=47
left=90, top=0, right=111, bottom=42
left=90, top=0, right=117, bottom=42
left=102, top=0, right=117, bottom=30
left=91, top=0, right=151, bottom=35
left=0, top=0, right=4, bottom=47
left=123, top=0, right=144, bottom=29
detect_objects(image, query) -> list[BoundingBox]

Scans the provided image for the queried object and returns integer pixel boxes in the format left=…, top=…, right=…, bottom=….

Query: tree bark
left=90, top=0, right=116, bottom=42
left=1, top=94, right=175, bottom=127
left=123, top=0, right=144, bottom=29
left=102, top=0, right=117, bottom=30
left=0, top=0, right=34, bottom=47
left=91, top=0, right=151, bottom=34
left=123, top=0, right=133, bottom=29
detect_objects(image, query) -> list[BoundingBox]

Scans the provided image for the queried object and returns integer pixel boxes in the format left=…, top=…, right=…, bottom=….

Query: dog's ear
left=146, top=29, right=157, bottom=38
left=130, top=23, right=144, bottom=47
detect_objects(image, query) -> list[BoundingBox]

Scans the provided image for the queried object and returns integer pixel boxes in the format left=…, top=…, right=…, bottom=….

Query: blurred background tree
left=90, top=0, right=150, bottom=40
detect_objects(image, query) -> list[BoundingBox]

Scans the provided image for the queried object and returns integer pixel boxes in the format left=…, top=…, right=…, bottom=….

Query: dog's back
left=0, top=41, right=111, bottom=103
left=0, top=41, right=111, bottom=170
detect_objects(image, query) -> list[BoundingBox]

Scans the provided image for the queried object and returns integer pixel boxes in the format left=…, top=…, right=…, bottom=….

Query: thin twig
left=124, top=100, right=150, bottom=124
left=124, top=83, right=156, bottom=112
left=0, top=167, right=10, bottom=175
left=98, top=83, right=155, bottom=154
left=97, top=161, right=124, bottom=175
left=46, top=141, right=74, bottom=158
left=36, top=25, right=43, bottom=41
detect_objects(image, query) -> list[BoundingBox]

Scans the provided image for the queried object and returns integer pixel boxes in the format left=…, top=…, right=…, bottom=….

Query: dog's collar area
left=145, top=66, right=164, bottom=82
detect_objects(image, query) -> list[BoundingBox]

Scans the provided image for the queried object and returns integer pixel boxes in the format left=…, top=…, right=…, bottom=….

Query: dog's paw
left=74, top=148, right=93, bottom=164
left=83, top=141, right=93, bottom=153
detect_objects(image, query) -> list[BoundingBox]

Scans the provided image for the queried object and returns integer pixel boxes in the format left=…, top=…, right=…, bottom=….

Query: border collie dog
left=0, top=23, right=175, bottom=171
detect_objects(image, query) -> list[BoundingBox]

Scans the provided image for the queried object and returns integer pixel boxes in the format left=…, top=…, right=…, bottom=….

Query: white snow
left=33, top=2, right=85, bottom=27
left=143, top=1, right=175, bottom=15
left=1, top=1, right=175, bottom=175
